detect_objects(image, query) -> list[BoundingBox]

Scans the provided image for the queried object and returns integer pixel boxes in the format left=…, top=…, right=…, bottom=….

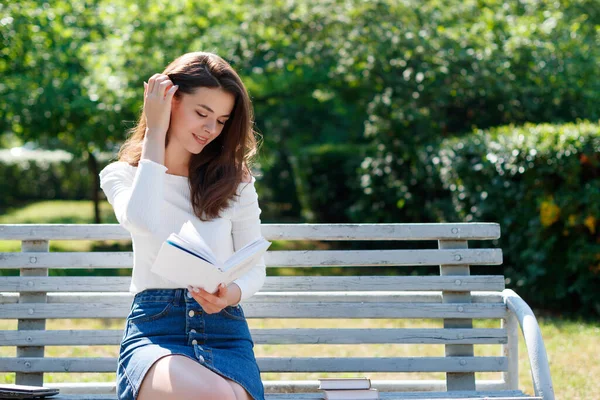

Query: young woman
left=99, top=52, right=266, bottom=400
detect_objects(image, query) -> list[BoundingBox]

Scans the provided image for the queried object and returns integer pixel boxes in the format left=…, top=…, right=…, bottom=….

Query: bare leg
left=137, top=354, right=237, bottom=400
left=223, top=376, right=253, bottom=400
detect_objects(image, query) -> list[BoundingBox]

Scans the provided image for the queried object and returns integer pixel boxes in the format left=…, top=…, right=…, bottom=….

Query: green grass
left=1, top=200, right=599, bottom=398
left=0, top=200, right=118, bottom=225
left=0, top=200, right=119, bottom=253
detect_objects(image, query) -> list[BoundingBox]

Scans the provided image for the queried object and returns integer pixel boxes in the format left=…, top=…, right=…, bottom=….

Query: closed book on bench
left=150, top=220, right=272, bottom=294
left=318, top=377, right=371, bottom=390
left=0, top=384, right=59, bottom=399
left=322, top=388, right=379, bottom=399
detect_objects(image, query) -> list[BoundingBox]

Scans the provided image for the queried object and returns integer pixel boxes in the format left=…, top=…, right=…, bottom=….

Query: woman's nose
left=203, top=121, right=216, bottom=135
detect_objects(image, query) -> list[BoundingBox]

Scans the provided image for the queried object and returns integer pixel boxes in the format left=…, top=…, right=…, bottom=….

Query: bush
left=352, top=0, right=599, bottom=224
left=437, top=120, right=600, bottom=315
left=0, top=151, right=110, bottom=212
left=289, top=143, right=371, bottom=223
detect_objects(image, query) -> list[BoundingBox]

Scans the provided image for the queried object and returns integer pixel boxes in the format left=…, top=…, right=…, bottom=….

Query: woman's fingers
left=159, top=80, right=177, bottom=99
left=202, top=284, right=227, bottom=301
left=148, top=74, right=168, bottom=95
left=153, top=77, right=168, bottom=95
left=167, top=84, right=178, bottom=99
left=147, top=73, right=160, bottom=93
left=187, top=285, right=228, bottom=314
left=143, top=73, right=178, bottom=135
left=146, top=74, right=176, bottom=99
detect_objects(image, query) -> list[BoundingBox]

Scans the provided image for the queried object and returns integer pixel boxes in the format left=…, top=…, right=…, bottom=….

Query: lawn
left=0, top=200, right=598, bottom=399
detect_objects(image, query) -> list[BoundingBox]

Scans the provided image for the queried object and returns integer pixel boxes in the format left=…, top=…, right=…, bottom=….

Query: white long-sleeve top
left=98, top=158, right=266, bottom=305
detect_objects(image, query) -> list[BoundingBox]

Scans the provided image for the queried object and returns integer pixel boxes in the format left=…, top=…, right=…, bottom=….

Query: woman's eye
left=197, top=111, right=226, bottom=126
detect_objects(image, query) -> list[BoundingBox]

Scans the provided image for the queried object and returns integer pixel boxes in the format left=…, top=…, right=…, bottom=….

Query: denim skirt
left=116, top=288, right=265, bottom=400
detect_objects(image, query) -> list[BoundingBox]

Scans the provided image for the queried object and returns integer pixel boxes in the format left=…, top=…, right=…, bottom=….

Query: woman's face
left=168, top=86, right=236, bottom=154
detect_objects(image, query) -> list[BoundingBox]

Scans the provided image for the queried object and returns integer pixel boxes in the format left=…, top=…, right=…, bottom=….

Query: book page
left=222, top=252, right=264, bottom=284
left=150, top=241, right=225, bottom=293
left=166, top=239, right=215, bottom=266
left=176, top=220, right=218, bottom=265
left=222, top=238, right=271, bottom=273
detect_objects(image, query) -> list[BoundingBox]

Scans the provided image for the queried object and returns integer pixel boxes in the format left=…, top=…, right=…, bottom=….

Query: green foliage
left=437, top=120, right=600, bottom=315
left=2, top=0, right=600, bottom=316
left=355, top=0, right=600, bottom=223
left=0, top=159, right=88, bottom=208
left=289, top=143, right=373, bottom=222
left=0, top=1, right=119, bottom=157
left=0, top=155, right=110, bottom=212
left=3, top=0, right=599, bottom=220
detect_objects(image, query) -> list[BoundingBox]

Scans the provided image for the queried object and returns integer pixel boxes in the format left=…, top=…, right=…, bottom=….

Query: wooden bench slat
left=263, top=381, right=514, bottom=395
left=0, top=248, right=502, bottom=269
left=266, top=223, right=502, bottom=241
left=0, top=252, right=133, bottom=269
left=43, top=391, right=541, bottom=400
left=0, top=328, right=507, bottom=346
left=1, top=302, right=507, bottom=319
left=29, top=396, right=114, bottom=400
left=266, top=393, right=539, bottom=400
left=0, top=329, right=124, bottom=346
left=0, top=275, right=506, bottom=293
left=265, top=393, right=539, bottom=400
left=258, top=356, right=509, bottom=372
left=0, top=356, right=508, bottom=373
left=42, top=380, right=513, bottom=395
left=0, top=223, right=501, bottom=241
left=0, top=291, right=506, bottom=305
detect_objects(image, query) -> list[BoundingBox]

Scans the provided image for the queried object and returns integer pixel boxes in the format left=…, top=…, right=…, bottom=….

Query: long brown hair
left=117, top=51, right=261, bottom=221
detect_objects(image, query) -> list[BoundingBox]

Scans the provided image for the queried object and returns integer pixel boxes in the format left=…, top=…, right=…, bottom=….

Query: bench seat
left=41, top=381, right=543, bottom=399
left=47, top=391, right=541, bottom=400
left=0, top=223, right=555, bottom=399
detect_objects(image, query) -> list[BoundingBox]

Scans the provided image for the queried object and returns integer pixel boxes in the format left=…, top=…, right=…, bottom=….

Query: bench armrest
left=502, top=289, right=555, bottom=400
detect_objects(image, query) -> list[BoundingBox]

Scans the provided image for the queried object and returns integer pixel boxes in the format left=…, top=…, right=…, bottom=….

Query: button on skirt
left=116, top=288, right=265, bottom=400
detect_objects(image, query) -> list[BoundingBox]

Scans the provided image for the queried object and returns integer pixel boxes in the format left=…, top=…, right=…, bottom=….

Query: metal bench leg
left=502, top=289, right=555, bottom=400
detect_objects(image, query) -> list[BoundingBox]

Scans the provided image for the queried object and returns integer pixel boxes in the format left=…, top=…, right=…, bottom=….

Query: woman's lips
left=193, top=133, right=208, bottom=145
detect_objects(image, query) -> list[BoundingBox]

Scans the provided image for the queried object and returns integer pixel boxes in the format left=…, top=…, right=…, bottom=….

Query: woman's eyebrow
left=197, top=104, right=230, bottom=118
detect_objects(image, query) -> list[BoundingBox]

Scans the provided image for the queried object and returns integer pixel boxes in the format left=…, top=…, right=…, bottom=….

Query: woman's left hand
left=187, top=283, right=229, bottom=314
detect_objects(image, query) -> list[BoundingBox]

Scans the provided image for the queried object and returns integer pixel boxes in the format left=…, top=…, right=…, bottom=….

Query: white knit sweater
left=98, top=158, right=266, bottom=304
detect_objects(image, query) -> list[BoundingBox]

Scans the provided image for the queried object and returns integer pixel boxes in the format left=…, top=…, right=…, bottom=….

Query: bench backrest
left=0, top=223, right=516, bottom=394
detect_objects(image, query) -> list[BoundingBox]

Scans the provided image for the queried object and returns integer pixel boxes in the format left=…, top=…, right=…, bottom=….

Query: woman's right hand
left=143, top=74, right=179, bottom=137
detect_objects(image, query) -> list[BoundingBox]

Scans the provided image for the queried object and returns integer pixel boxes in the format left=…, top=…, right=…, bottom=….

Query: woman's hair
left=117, top=51, right=261, bottom=221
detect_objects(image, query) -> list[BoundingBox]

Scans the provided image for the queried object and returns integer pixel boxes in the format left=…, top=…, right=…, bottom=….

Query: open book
left=150, top=220, right=272, bottom=294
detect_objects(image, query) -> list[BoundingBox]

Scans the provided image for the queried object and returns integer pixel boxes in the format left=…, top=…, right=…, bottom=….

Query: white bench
left=0, top=223, right=555, bottom=399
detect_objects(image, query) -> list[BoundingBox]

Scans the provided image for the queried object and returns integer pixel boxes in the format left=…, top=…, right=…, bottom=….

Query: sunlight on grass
left=0, top=240, right=21, bottom=252
left=0, top=200, right=130, bottom=254
left=0, top=200, right=117, bottom=224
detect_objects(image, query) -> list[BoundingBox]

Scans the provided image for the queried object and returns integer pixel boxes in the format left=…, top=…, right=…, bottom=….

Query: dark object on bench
left=0, top=384, right=59, bottom=399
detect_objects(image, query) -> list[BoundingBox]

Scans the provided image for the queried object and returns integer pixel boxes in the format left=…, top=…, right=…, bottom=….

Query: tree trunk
left=87, top=151, right=101, bottom=224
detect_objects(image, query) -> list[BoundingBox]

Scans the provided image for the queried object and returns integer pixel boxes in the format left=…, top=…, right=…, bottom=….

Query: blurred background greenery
left=1, top=0, right=599, bottom=318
